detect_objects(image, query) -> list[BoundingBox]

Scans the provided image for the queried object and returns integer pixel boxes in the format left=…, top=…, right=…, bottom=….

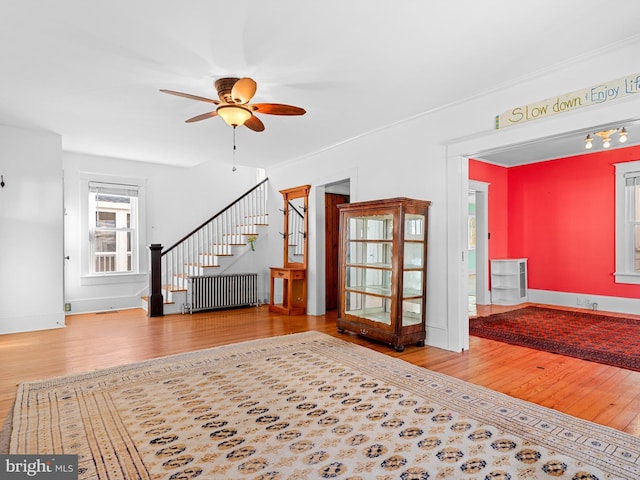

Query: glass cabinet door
left=344, top=214, right=394, bottom=326
left=402, top=213, right=425, bottom=326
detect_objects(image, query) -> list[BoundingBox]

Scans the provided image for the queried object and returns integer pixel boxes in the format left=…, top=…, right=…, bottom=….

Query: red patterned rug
left=470, top=306, right=640, bottom=372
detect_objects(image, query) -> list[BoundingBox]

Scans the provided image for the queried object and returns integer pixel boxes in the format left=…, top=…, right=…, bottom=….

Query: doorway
left=324, top=181, right=350, bottom=310
left=468, top=190, right=477, bottom=315
left=468, top=180, right=490, bottom=314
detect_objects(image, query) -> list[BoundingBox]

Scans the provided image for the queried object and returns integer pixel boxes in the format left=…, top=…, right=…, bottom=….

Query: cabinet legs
left=335, top=325, right=425, bottom=352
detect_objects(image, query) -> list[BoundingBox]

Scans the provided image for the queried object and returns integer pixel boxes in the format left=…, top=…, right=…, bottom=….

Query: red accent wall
left=470, top=146, right=640, bottom=299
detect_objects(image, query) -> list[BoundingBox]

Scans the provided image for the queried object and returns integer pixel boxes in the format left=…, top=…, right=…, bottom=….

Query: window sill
left=614, top=272, right=640, bottom=285
left=80, top=273, right=147, bottom=286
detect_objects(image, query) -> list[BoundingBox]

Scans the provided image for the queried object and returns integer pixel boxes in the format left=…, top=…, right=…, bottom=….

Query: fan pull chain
left=232, top=126, right=237, bottom=172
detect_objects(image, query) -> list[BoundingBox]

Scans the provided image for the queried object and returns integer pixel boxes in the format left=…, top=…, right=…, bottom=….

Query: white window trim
left=79, top=174, right=147, bottom=286
left=614, top=160, right=640, bottom=284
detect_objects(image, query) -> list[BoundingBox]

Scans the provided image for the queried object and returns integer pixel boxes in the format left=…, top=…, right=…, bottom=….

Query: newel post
left=148, top=243, right=164, bottom=317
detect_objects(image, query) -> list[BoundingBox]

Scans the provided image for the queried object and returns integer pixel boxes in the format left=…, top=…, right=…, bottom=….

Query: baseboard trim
left=64, top=295, right=145, bottom=315
left=528, top=289, right=640, bottom=316
left=0, top=312, right=65, bottom=335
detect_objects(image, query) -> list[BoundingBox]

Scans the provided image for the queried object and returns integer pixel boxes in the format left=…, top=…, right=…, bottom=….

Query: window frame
left=80, top=175, right=147, bottom=286
left=614, top=160, right=640, bottom=285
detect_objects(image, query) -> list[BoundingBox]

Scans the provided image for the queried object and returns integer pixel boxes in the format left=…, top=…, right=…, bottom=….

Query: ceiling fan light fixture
left=216, top=105, right=252, bottom=127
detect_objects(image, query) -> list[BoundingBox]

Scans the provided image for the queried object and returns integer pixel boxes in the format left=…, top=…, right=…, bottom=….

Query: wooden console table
left=269, top=266, right=306, bottom=315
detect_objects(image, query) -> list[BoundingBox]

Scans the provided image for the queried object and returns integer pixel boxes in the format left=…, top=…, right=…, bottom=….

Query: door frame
left=324, top=192, right=349, bottom=310
left=468, top=180, right=490, bottom=305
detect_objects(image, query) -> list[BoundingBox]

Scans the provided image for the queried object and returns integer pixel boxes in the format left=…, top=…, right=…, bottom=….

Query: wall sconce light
left=584, top=128, right=629, bottom=150
left=0, top=175, right=5, bottom=188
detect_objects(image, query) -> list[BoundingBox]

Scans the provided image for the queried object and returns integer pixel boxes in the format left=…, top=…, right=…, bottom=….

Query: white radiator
left=187, top=274, right=258, bottom=313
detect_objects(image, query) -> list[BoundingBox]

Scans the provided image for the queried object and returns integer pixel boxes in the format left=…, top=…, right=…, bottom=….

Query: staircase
left=143, top=178, right=269, bottom=315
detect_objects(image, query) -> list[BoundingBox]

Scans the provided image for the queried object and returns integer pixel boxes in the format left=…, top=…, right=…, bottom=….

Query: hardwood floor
left=1, top=304, right=639, bottom=437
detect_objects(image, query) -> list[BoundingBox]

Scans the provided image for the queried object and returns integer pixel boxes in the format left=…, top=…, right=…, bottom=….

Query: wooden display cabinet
left=337, top=197, right=430, bottom=351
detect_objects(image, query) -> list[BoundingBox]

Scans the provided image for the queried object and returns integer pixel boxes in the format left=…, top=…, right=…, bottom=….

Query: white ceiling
left=2, top=1, right=640, bottom=169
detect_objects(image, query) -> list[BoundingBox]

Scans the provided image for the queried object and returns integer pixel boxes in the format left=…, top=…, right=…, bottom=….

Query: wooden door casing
left=325, top=193, right=349, bottom=310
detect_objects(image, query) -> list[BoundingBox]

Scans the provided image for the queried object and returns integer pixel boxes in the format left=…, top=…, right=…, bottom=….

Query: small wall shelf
left=490, top=258, right=528, bottom=305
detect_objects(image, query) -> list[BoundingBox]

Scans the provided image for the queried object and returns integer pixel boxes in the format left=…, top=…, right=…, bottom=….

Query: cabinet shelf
left=346, top=262, right=391, bottom=269
left=345, top=285, right=391, bottom=297
left=344, top=286, right=423, bottom=298
left=345, top=263, right=424, bottom=271
left=490, top=258, right=527, bottom=305
left=337, top=197, right=431, bottom=351
left=347, top=239, right=393, bottom=243
left=347, top=308, right=391, bottom=324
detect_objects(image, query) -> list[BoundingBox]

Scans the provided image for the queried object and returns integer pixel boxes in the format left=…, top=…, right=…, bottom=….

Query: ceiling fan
left=160, top=77, right=306, bottom=132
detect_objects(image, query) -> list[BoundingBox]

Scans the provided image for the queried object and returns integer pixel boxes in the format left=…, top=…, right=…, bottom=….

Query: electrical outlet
left=577, top=297, right=583, bottom=306
left=64, top=303, right=71, bottom=312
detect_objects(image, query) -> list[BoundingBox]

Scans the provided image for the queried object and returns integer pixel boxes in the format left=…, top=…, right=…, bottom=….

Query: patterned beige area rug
left=7, top=331, right=640, bottom=479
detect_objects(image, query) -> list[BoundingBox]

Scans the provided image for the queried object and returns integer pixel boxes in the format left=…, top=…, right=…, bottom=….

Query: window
left=614, top=161, right=640, bottom=284
left=88, top=182, right=139, bottom=275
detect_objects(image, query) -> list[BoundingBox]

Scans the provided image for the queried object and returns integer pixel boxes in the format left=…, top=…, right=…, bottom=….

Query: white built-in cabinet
left=490, top=258, right=528, bottom=305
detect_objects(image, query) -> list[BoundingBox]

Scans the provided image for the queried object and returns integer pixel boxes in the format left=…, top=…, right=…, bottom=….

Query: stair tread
left=162, top=284, right=187, bottom=292
left=141, top=296, right=175, bottom=305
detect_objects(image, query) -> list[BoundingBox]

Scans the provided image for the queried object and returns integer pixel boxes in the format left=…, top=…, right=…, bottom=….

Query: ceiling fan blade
left=185, top=111, right=218, bottom=123
left=244, top=115, right=265, bottom=132
left=160, top=89, right=219, bottom=104
left=251, top=103, right=306, bottom=115
left=232, top=77, right=257, bottom=104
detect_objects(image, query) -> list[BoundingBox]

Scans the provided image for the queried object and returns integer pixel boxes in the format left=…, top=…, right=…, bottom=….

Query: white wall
left=63, top=151, right=261, bottom=314
left=0, top=125, right=64, bottom=334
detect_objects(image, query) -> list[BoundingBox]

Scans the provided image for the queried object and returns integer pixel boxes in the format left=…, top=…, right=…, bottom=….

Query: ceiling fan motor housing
left=215, top=77, right=240, bottom=103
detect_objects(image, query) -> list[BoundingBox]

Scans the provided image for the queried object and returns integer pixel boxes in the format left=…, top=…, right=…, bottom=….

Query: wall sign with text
left=495, top=72, right=640, bottom=129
